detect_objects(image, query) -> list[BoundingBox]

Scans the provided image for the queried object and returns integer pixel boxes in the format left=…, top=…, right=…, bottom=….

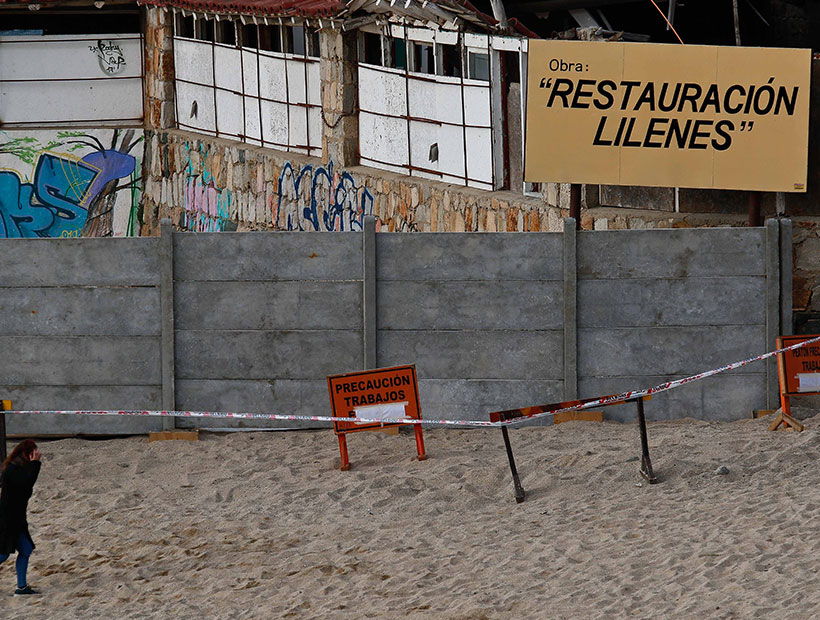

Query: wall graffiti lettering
left=181, top=142, right=233, bottom=232
left=89, top=39, right=127, bottom=76
left=276, top=160, right=374, bottom=231
left=0, top=129, right=142, bottom=238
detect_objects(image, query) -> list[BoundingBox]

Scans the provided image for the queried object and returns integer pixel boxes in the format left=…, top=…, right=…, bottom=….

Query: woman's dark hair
left=2, top=439, right=37, bottom=471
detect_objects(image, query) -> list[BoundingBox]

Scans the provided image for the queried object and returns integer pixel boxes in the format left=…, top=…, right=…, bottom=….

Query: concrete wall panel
left=175, top=330, right=363, bottom=379
left=579, top=374, right=766, bottom=422
left=175, top=281, right=362, bottom=330
left=578, top=326, right=766, bottom=377
left=578, top=278, right=766, bottom=328
left=578, top=229, right=766, bottom=279
left=378, top=330, right=563, bottom=380
left=0, top=239, right=159, bottom=286
left=175, top=378, right=330, bottom=428
left=0, top=288, right=160, bottom=336
left=173, top=233, right=361, bottom=281
left=378, top=281, right=562, bottom=330
left=0, top=336, right=161, bottom=385
left=377, top=233, right=563, bottom=281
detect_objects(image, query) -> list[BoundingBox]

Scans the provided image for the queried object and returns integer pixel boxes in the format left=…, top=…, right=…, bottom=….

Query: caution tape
left=5, top=336, right=820, bottom=429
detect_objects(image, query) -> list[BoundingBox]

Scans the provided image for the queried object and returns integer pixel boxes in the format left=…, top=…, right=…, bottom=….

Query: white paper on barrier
left=797, top=373, right=820, bottom=392
left=353, top=402, right=409, bottom=424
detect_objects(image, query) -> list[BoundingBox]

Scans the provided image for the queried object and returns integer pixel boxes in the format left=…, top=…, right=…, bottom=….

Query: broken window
left=194, top=18, right=214, bottom=42
left=438, top=42, right=462, bottom=78
left=412, top=41, right=434, bottom=74
left=361, top=31, right=383, bottom=66
left=239, top=23, right=258, bottom=49
left=258, top=25, right=282, bottom=52
left=215, top=20, right=235, bottom=46
left=175, top=14, right=195, bottom=39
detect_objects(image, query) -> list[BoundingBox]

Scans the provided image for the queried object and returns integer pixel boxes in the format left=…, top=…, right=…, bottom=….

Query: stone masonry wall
left=144, top=7, right=175, bottom=130
left=141, top=129, right=561, bottom=235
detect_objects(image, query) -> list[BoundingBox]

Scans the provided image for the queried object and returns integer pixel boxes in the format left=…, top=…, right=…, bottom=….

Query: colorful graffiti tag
left=181, top=142, right=233, bottom=233
left=0, top=129, right=142, bottom=238
left=276, top=160, right=374, bottom=231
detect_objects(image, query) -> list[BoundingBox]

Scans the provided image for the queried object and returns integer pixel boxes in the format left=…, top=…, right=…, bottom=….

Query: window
left=239, top=24, right=258, bottom=49
left=308, top=29, right=320, bottom=58
left=439, top=43, right=462, bottom=78
left=284, top=25, right=305, bottom=55
left=194, top=18, right=214, bottom=42
left=0, top=11, right=140, bottom=34
left=175, top=14, right=195, bottom=39
left=259, top=25, right=282, bottom=52
left=215, top=20, right=236, bottom=46
left=467, top=51, right=489, bottom=81
left=390, top=38, right=407, bottom=70
left=361, top=31, right=382, bottom=66
left=412, top=41, right=434, bottom=74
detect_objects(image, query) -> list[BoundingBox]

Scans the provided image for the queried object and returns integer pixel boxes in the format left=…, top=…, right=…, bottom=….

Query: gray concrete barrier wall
left=1, top=219, right=790, bottom=434
left=3, top=239, right=165, bottom=435
left=375, top=233, right=565, bottom=424
left=577, top=227, right=771, bottom=422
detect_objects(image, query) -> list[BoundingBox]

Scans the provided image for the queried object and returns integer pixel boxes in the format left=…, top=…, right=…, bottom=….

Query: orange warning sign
left=776, top=335, right=820, bottom=396
left=327, top=365, right=422, bottom=434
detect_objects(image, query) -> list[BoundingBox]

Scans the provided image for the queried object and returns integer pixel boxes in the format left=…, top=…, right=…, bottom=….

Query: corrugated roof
left=137, top=0, right=344, bottom=17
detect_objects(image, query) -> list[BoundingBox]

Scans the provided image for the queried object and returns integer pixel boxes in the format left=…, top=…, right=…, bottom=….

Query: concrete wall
left=3, top=219, right=790, bottom=435
left=3, top=239, right=165, bottom=435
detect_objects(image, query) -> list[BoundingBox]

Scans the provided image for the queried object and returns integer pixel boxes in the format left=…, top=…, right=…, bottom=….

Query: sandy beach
left=3, top=410, right=820, bottom=619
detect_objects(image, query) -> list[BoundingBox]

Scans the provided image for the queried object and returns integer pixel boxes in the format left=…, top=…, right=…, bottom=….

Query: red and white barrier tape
left=5, top=336, right=820, bottom=428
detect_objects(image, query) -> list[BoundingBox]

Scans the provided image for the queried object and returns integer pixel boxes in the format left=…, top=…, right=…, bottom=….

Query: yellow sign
left=524, top=40, right=811, bottom=192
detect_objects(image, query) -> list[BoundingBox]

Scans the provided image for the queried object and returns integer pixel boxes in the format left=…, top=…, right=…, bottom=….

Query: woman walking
left=0, top=440, right=41, bottom=596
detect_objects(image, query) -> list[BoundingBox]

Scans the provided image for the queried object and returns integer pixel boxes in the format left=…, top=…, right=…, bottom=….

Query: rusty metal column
left=570, top=184, right=581, bottom=230
left=749, top=191, right=762, bottom=227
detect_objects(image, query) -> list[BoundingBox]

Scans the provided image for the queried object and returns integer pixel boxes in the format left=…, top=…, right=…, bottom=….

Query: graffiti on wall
left=276, top=160, right=374, bottom=231
left=0, top=129, right=142, bottom=238
left=181, top=142, right=234, bottom=233
left=89, top=40, right=127, bottom=76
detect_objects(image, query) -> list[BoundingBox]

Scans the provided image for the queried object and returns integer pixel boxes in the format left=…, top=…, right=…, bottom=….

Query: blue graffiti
left=0, top=147, right=136, bottom=238
left=276, top=160, right=374, bottom=231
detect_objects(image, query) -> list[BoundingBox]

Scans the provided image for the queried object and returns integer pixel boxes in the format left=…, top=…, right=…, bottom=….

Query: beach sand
left=3, top=411, right=820, bottom=619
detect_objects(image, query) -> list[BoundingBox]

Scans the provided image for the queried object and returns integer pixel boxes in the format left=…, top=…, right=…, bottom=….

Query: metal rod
left=749, top=191, right=762, bottom=227
left=570, top=183, right=582, bottom=229
left=635, top=398, right=658, bottom=483
left=501, top=426, right=526, bottom=503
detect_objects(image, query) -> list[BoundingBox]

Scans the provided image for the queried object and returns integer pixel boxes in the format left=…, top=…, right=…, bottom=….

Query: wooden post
left=501, top=426, right=526, bottom=503
left=414, top=424, right=427, bottom=461
left=338, top=434, right=351, bottom=471
left=635, top=397, right=658, bottom=483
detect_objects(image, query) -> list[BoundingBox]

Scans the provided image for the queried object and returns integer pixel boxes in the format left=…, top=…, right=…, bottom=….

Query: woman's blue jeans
left=0, top=533, right=33, bottom=588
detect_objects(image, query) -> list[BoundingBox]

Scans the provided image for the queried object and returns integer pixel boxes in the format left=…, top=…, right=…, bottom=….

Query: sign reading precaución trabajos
left=524, top=40, right=811, bottom=192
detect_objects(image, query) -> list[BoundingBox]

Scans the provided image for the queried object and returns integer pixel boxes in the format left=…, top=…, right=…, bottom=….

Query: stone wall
left=144, top=7, right=175, bottom=130
left=141, top=129, right=557, bottom=235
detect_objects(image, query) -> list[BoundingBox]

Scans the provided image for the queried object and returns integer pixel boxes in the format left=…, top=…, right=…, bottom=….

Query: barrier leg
left=501, top=426, right=526, bottom=503
left=0, top=400, right=7, bottom=463
left=337, top=433, right=351, bottom=471
left=635, top=398, right=658, bottom=484
left=413, top=424, right=427, bottom=461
